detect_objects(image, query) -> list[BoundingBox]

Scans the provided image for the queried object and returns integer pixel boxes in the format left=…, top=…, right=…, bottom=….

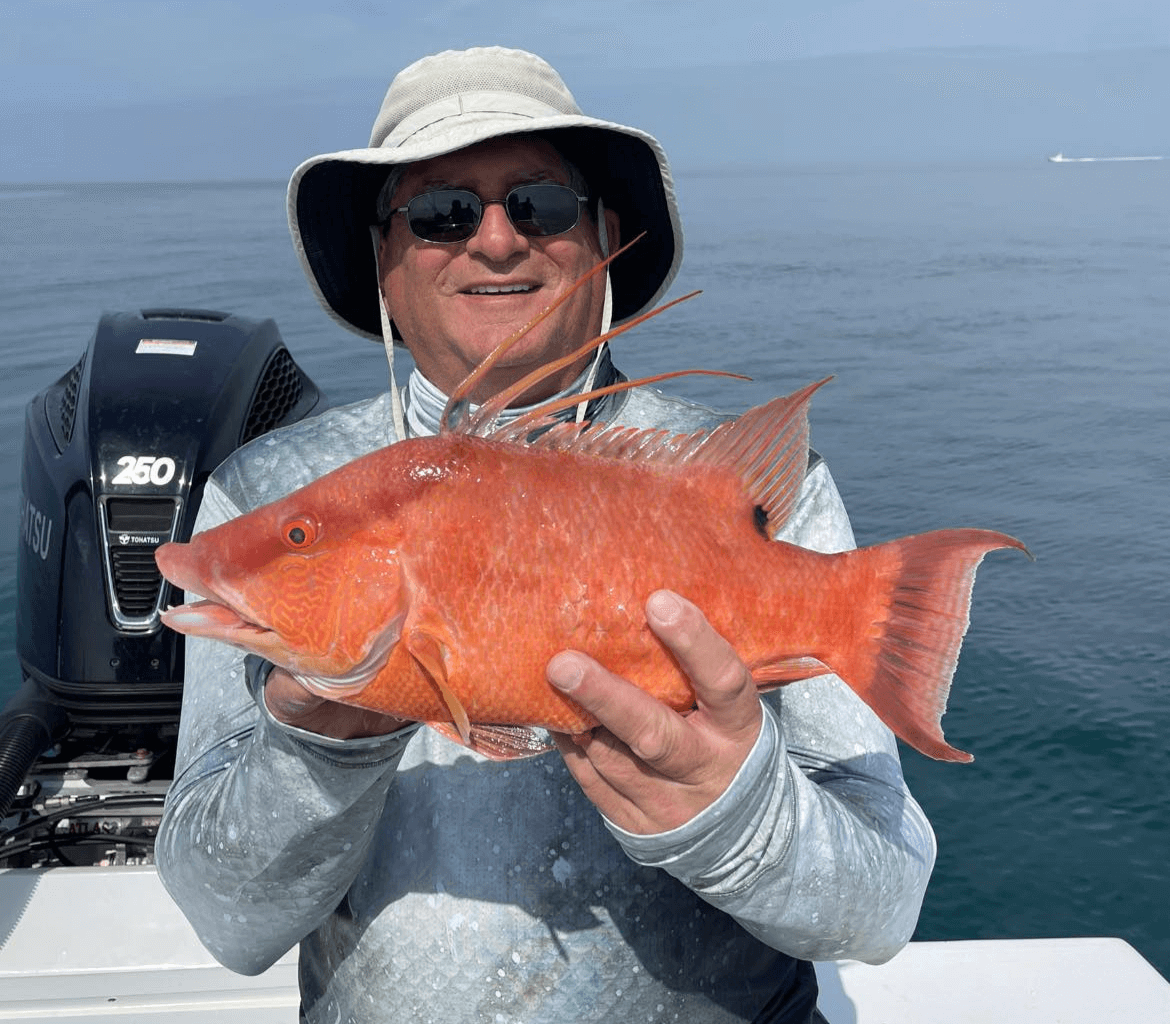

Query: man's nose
left=465, top=200, right=529, bottom=261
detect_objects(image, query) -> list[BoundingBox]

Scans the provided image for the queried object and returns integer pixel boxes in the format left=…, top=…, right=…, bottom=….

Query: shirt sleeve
left=155, top=477, right=415, bottom=975
left=603, top=460, right=938, bottom=965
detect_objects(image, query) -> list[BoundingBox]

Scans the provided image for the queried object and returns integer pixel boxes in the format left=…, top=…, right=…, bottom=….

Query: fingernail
left=647, top=590, right=682, bottom=625
left=547, top=653, right=584, bottom=692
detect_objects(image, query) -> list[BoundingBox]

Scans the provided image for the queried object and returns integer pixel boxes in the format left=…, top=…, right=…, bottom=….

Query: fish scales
left=156, top=380, right=1027, bottom=763
left=372, top=432, right=776, bottom=729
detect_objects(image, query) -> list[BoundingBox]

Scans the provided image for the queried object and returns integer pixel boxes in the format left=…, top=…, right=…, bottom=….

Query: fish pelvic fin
left=427, top=723, right=555, bottom=761
left=496, top=377, right=831, bottom=536
left=828, top=528, right=1030, bottom=763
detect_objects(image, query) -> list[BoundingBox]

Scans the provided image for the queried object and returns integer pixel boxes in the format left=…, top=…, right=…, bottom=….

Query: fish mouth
left=156, top=543, right=289, bottom=654
left=155, top=542, right=401, bottom=694
left=160, top=594, right=400, bottom=697
left=160, top=596, right=282, bottom=650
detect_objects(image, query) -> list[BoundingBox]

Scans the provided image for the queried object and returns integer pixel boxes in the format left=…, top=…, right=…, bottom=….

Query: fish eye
left=282, top=517, right=318, bottom=549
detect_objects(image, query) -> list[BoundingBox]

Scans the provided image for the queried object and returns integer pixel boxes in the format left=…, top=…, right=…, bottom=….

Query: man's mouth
left=466, top=283, right=536, bottom=295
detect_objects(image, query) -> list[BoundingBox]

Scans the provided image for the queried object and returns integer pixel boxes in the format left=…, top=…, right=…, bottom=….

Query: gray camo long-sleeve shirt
left=156, top=383, right=936, bottom=1024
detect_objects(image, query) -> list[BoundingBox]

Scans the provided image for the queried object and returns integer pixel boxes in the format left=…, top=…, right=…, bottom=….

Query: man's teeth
left=468, top=284, right=534, bottom=294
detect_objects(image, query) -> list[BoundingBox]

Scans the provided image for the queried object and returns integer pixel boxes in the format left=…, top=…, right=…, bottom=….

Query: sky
left=2, top=1, right=1169, bottom=180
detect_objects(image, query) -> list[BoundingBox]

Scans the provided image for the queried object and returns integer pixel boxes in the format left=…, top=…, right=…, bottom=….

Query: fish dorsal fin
left=499, top=377, right=832, bottom=535
left=462, top=287, right=702, bottom=437
left=486, top=367, right=748, bottom=442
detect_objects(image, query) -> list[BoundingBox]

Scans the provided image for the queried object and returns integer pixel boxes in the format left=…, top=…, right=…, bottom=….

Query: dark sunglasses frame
left=384, top=183, right=589, bottom=244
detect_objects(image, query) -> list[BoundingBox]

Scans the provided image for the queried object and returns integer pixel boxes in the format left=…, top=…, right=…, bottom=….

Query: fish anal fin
left=427, top=722, right=554, bottom=761
left=749, top=656, right=834, bottom=691
left=406, top=625, right=471, bottom=745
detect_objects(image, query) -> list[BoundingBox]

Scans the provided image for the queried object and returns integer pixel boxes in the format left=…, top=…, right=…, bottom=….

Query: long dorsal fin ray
left=487, top=367, right=749, bottom=441
left=462, top=288, right=703, bottom=437
left=497, top=377, right=833, bottom=535
left=440, top=233, right=645, bottom=434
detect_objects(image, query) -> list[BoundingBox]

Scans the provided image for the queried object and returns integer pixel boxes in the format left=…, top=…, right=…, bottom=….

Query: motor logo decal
left=136, top=338, right=197, bottom=357
left=20, top=496, right=53, bottom=560
left=111, top=455, right=177, bottom=487
left=116, top=532, right=165, bottom=546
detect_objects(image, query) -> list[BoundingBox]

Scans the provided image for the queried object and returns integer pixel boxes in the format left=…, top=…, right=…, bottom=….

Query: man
left=157, top=46, right=935, bottom=1024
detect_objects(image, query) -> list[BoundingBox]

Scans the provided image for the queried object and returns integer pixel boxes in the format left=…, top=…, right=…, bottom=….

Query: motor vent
left=101, top=498, right=181, bottom=630
left=43, top=354, right=88, bottom=453
left=109, top=548, right=166, bottom=618
left=241, top=347, right=305, bottom=445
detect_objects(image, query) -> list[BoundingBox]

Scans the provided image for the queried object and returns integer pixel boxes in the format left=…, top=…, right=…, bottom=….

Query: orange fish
left=156, top=254, right=1026, bottom=763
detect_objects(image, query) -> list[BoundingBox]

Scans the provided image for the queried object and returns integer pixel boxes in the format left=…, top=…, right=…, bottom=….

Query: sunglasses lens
left=402, top=185, right=584, bottom=243
left=406, top=190, right=481, bottom=243
left=506, top=184, right=583, bottom=237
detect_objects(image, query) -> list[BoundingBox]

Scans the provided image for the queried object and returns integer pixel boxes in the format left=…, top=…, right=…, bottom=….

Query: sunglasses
left=385, top=183, right=589, bottom=244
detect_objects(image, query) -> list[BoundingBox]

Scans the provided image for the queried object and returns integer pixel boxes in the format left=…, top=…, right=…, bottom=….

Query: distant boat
left=1048, top=152, right=1163, bottom=163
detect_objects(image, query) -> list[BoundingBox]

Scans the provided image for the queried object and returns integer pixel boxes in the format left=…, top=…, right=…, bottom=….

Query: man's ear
left=603, top=205, right=620, bottom=251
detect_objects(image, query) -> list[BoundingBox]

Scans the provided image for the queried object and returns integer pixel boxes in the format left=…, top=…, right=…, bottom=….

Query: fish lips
left=160, top=598, right=270, bottom=642
left=155, top=542, right=402, bottom=691
left=156, top=542, right=281, bottom=649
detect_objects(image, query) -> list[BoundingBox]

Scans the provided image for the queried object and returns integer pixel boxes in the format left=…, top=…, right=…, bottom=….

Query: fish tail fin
left=828, top=528, right=1030, bottom=762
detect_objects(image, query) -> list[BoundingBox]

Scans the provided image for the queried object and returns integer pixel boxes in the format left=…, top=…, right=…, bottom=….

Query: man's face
left=378, top=136, right=620, bottom=404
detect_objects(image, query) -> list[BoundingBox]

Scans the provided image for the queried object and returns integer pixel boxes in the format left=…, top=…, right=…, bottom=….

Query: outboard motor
left=1, top=309, right=324, bottom=866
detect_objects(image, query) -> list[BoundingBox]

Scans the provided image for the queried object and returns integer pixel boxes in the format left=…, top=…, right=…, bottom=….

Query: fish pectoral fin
left=405, top=626, right=471, bottom=745
left=749, top=655, right=834, bottom=691
left=427, top=722, right=554, bottom=761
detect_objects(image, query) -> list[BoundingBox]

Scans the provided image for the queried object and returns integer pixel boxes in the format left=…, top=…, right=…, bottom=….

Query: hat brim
left=288, top=118, right=682, bottom=341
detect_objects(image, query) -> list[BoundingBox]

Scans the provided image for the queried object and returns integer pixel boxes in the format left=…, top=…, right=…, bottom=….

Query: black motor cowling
left=13, top=308, right=324, bottom=753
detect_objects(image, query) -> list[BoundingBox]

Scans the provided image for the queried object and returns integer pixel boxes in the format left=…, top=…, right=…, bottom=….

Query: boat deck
left=2, top=865, right=1167, bottom=1022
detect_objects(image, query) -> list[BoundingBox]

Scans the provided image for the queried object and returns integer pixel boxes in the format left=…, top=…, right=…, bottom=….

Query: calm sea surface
left=2, top=163, right=1167, bottom=977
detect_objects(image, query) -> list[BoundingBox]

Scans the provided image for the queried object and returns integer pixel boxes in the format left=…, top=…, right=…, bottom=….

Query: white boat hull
left=2, top=865, right=1168, bottom=1022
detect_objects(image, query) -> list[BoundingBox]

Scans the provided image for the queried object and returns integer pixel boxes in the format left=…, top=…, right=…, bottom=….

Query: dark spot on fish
left=753, top=504, right=769, bottom=538
left=288, top=526, right=306, bottom=545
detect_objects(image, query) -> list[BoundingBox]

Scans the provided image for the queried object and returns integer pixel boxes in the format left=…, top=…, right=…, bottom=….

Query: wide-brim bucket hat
left=288, top=46, right=683, bottom=342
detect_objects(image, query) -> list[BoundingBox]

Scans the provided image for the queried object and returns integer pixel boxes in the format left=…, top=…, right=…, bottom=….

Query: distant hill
left=2, top=46, right=1166, bottom=181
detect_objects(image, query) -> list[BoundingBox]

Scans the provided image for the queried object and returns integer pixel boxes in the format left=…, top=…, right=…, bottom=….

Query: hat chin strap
left=372, top=206, right=613, bottom=440
left=575, top=198, right=613, bottom=424
left=372, top=227, right=408, bottom=443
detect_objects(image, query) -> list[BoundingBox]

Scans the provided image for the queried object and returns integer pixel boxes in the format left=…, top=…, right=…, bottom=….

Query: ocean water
left=1, top=162, right=1167, bottom=978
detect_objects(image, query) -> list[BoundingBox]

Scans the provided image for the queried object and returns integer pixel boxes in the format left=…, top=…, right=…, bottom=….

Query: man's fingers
left=547, top=651, right=684, bottom=767
left=644, top=591, right=761, bottom=730
left=547, top=594, right=768, bottom=834
left=264, top=668, right=326, bottom=720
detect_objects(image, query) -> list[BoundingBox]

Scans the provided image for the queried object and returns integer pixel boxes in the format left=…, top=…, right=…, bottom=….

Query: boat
left=1049, top=152, right=1164, bottom=163
left=2, top=311, right=1169, bottom=1021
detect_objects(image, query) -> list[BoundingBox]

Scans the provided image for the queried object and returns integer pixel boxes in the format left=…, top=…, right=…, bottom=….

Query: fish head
left=156, top=480, right=410, bottom=694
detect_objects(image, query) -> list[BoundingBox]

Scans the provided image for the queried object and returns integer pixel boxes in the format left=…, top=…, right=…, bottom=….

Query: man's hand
left=548, top=590, right=763, bottom=835
left=264, top=667, right=412, bottom=740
